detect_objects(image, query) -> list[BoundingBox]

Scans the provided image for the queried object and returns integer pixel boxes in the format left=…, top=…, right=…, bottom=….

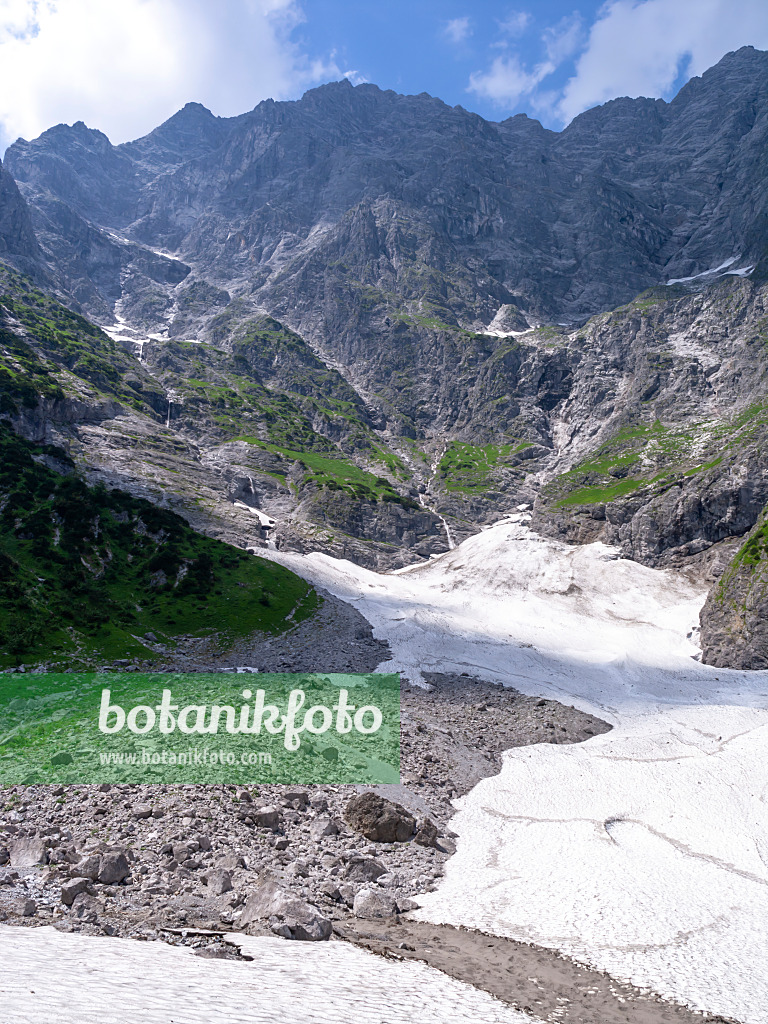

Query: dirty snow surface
left=0, top=926, right=532, bottom=1024
left=265, top=515, right=768, bottom=1024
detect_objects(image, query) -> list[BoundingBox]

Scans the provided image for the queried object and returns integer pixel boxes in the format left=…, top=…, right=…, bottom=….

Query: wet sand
left=334, top=918, right=738, bottom=1024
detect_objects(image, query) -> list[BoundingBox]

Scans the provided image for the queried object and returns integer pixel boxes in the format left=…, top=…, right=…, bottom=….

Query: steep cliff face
left=529, top=277, right=768, bottom=570
left=0, top=158, right=44, bottom=277
left=5, top=47, right=768, bottom=330
left=700, top=509, right=768, bottom=669
left=0, top=266, right=446, bottom=570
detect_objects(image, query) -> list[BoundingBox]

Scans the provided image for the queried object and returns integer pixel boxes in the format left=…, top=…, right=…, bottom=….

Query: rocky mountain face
left=700, top=510, right=768, bottom=669
left=0, top=158, right=44, bottom=278
left=1, top=46, right=768, bottom=666
left=6, top=47, right=768, bottom=328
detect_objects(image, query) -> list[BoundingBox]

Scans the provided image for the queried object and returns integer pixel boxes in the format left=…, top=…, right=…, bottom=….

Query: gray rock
left=344, top=855, right=387, bottom=883
left=204, top=868, right=233, bottom=896
left=61, top=877, right=92, bottom=907
left=240, top=877, right=331, bottom=941
left=268, top=899, right=332, bottom=941
left=282, top=791, right=309, bottom=808
left=414, top=817, right=439, bottom=847
left=9, top=895, right=37, bottom=918
left=310, top=816, right=339, bottom=840
left=70, top=893, right=99, bottom=923
left=397, top=898, right=421, bottom=913
left=344, top=792, right=415, bottom=844
left=317, top=880, right=341, bottom=901
left=172, top=843, right=193, bottom=863
left=352, top=887, right=398, bottom=920
left=337, top=884, right=356, bottom=907
left=217, top=852, right=246, bottom=871
left=9, top=838, right=48, bottom=869
left=73, top=855, right=101, bottom=881
left=252, top=805, right=281, bottom=830
left=97, top=852, right=130, bottom=884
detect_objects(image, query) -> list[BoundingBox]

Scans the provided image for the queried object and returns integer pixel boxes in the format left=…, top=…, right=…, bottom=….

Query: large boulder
left=310, top=816, right=339, bottom=840
left=97, top=851, right=130, bottom=884
left=344, top=856, right=386, bottom=883
left=72, top=854, right=100, bottom=880
left=414, top=817, right=439, bottom=847
left=343, top=792, right=415, bottom=844
left=251, top=805, right=282, bottom=830
left=61, top=877, right=92, bottom=907
left=353, top=888, right=398, bottom=920
left=9, top=838, right=48, bottom=869
left=204, top=868, right=233, bottom=896
left=240, top=877, right=331, bottom=941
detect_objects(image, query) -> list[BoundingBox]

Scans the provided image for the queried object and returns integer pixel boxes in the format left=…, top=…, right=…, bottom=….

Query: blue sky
left=298, top=0, right=608, bottom=119
left=1, top=0, right=767, bottom=154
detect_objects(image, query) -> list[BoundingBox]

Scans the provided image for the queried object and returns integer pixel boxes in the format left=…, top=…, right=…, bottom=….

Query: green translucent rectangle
left=0, top=672, right=400, bottom=784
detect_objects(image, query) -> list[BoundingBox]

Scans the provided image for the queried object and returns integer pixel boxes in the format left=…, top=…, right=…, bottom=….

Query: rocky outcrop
left=344, top=792, right=416, bottom=843
left=0, top=157, right=44, bottom=277
left=700, top=509, right=768, bottom=669
left=240, top=876, right=332, bottom=941
left=529, top=277, right=768, bottom=575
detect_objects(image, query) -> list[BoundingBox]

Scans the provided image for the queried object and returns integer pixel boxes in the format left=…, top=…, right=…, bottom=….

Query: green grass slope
left=0, top=424, right=319, bottom=669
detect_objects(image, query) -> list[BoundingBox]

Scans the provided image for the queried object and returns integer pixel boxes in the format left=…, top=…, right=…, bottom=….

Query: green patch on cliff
left=391, top=309, right=476, bottom=336
left=235, top=439, right=416, bottom=506
left=437, top=440, right=534, bottom=493
left=0, top=424, right=319, bottom=669
left=555, top=477, right=651, bottom=507
left=544, top=420, right=729, bottom=509
left=733, top=515, right=768, bottom=570
left=163, top=322, right=401, bottom=465
left=0, top=325, right=65, bottom=413
left=0, top=266, right=159, bottom=414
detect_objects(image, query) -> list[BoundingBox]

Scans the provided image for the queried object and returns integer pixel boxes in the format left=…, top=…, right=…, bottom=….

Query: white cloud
left=0, top=0, right=39, bottom=40
left=443, top=17, right=472, bottom=45
left=543, top=12, right=584, bottom=64
left=468, top=9, right=565, bottom=109
left=0, top=0, right=341, bottom=151
left=468, top=55, right=554, bottom=107
left=498, top=10, right=531, bottom=37
left=307, top=48, right=367, bottom=86
left=558, top=0, right=768, bottom=123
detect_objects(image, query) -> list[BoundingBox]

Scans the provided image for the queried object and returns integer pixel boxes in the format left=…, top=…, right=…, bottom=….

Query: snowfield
left=0, top=926, right=533, bottom=1024
left=265, top=515, right=768, bottom=1023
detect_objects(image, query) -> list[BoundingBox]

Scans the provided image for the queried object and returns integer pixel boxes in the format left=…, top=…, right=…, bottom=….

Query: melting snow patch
left=263, top=520, right=768, bottom=1022
left=667, top=256, right=739, bottom=285
left=0, top=927, right=534, bottom=1024
left=233, top=501, right=276, bottom=528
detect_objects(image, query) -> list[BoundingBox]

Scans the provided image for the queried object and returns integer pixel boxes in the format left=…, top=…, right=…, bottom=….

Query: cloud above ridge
left=0, top=0, right=339, bottom=151
left=467, top=0, right=768, bottom=126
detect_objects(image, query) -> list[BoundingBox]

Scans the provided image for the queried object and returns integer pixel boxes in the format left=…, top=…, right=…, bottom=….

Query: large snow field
left=265, top=515, right=768, bottom=1023
left=0, top=925, right=533, bottom=1024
